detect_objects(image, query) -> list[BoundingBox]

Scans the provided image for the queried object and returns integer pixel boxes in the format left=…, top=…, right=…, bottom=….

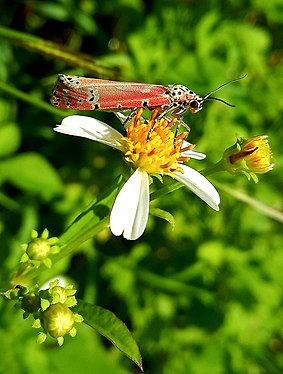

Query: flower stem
left=0, top=25, right=120, bottom=78
left=0, top=81, right=66, bottom=116
left=200, top=160, right=226, bottom=176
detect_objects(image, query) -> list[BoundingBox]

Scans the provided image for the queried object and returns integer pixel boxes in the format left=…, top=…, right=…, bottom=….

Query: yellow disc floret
left=122, top=109, right=193, bottom=177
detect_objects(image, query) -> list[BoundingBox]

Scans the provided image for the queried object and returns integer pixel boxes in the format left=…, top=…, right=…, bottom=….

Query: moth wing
left=51, top=75, right=171, bottom=110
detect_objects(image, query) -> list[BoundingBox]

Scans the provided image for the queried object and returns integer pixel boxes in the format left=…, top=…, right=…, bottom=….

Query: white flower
left=54, top=111, right=220, bottom=240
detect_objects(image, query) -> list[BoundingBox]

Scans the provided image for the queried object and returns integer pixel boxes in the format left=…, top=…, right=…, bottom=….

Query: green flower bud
left=4, top=279, right=83, bottom=345
left=21, top=229, right=59, bottom=268
left=41, top=303, right=75, bottom=339
left=39, top=280, right=77, bottom=308
left=26, top=238, right=51, bottom=261
left=21, top=294, right=41, bottom=314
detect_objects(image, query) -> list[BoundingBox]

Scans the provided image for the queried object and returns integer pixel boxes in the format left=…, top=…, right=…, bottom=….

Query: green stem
left=200, top=159, right=226, bottom=176
left=150, top=179, right=183, bottom=200
left=0, top=26, right=121, bottom=78
left=0, top=191, right=21, bottom=211
left=137, top=269, right=213, bottom=303
left=214, top=181, right=283, bottom=223
left=0, top=81, right=66, bottom=116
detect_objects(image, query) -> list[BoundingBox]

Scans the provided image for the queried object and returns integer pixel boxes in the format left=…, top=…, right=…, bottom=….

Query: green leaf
left=36, top=2, right=69, bottom=21
left=0, top=152, right=63, bottom=199
left=150, top=207, right=175, bottom=228
left=75, top=300, right=143, bottom=371
left=0, top=122, right=21, bottom=157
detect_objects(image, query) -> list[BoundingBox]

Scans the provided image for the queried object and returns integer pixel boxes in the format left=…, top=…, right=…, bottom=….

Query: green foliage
left=75, top=300, right=142, bottom=370
left=0, top=0, right=283, bottom=373
left=0, top=153, right=63, bottom=199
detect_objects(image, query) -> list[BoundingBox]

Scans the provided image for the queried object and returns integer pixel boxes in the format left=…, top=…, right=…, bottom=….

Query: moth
left=51, top=74, right=245, bottom=124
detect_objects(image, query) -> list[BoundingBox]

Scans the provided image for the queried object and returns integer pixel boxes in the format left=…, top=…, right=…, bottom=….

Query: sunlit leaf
left=0, top=123, right=21, bottom=157
left=0, top=152, right=63, bottom=199
left=75, top=300, right=143, bottom=371
left=150, top=207, right=175, bottom=228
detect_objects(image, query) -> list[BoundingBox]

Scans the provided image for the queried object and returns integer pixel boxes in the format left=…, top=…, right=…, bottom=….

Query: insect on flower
left=50, top=75, right=246, bottom=128
left=54, top=109, right=220, bottom=240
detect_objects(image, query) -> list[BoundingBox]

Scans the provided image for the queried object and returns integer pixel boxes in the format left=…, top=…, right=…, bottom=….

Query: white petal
left=174, top=164, right=220, bottom=210
left=181, top=141, right=206, bottom=160
left=115, top=111, right=128, bottom=123
left=54, top=115, right=127, bottom=152
left=110, top=169, right=149, bottom=240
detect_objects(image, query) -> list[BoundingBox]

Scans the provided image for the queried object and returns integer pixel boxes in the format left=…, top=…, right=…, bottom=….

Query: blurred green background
left=0, top=0, right=283, bottom=373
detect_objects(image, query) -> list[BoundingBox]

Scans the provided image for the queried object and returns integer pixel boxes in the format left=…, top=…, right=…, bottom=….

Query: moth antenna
left=203, top=74, right=247, bottom=100
left=205, top=97, right=235, bottom=107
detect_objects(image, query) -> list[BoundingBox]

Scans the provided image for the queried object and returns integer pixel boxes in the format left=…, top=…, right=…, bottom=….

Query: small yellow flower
left=228, top=135, right=273, bottom=174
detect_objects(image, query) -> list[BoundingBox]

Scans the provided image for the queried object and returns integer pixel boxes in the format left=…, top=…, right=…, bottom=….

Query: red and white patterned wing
left=51, top=75, right=172, bottom=111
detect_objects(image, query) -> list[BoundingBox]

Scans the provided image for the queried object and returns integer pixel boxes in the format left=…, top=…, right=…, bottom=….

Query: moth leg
left=169, top=107, right=191, bottom=134
left=174, top=117, right=191, bottom=134
left=151, top=105, right=190, bottom=133
left=123, top=109, right=138, bottom=128
left=155, top=107, right=191, bottom=134
left=114, top=108, right=138, bottom=129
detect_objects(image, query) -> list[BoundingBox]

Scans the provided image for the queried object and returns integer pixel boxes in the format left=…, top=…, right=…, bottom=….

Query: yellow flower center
left=230, top=135, right=273, bottom=174
left=122, top=109, right=193, bottom=176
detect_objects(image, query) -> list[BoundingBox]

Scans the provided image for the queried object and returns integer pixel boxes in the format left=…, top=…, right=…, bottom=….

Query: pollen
left=122, top=109, right=193, bottom=176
